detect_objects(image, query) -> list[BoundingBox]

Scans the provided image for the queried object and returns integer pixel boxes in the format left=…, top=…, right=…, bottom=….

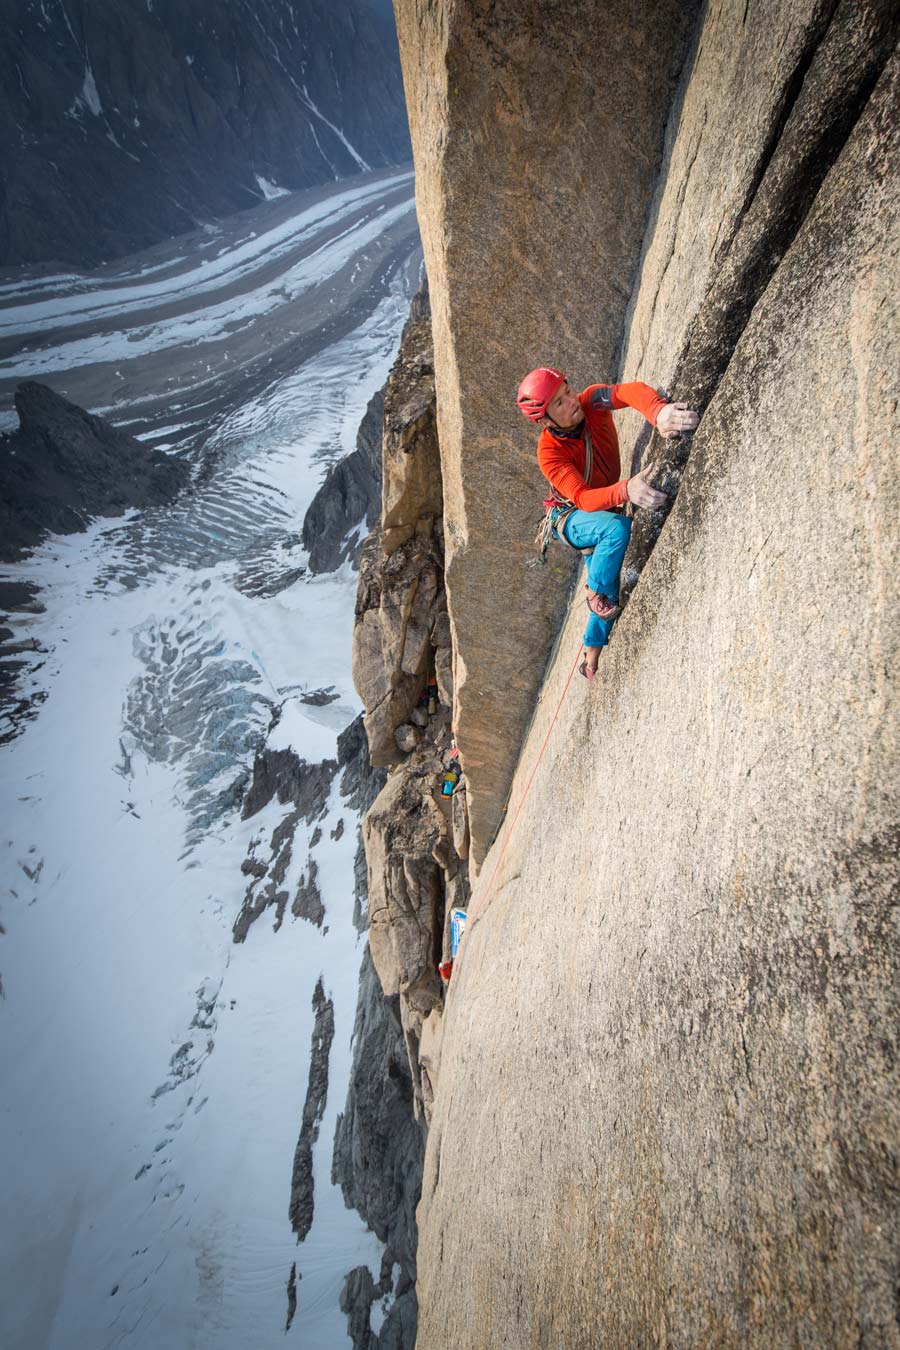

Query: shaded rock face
left=380, top=287, right=439, bottom=557
left=333, top=949, right=424, bottom=1348
left=0, top=382, right=190, bottom=562
left=364, top=731, right=470, bottom=1132
left=292, top=859, right=325, bottom=928
left=240, top=746, right=336, bottom=822
left=339, top=712, right=389, bottom=816
left=352, top=290, right=446, bottom=767
left=338, top=712, right=389, bottom=934
left=354, top=526, right=446, bottom=766
left=350, top=287, right=471, bottom=1122
left=403, top=5, right=900, bottom=1347
left=285, top=1262, right=299, bottom=1333
left=302, top=388, right=386, bottom=575
left=332, top=713, right=424, bottom=1347
left=393, top=0, right=699, bottom=865
left=363, top=726, right=456, bottom=1113
left=0, top=0, right=411, bottom=268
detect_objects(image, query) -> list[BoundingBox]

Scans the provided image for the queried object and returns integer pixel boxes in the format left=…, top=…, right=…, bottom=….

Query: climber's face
left=545, top=381, right=583, bottom=430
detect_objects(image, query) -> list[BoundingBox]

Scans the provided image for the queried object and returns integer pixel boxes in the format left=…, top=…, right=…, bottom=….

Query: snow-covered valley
left=0, top=170, right=420, bottom=1350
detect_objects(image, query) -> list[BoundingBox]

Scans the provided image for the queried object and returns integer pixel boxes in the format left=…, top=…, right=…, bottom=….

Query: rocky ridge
left=302, top=387, right=385, bottom=575
left=0, top=381, right=190, bottom=563
left=0, top=381, right=193, bottom=745
left=289, top=977, right=335, bottom=1242
left=331, top=711, right=424, bottom=1349
left=332, top=948, right=424, bottom=1349
left=350, top=282, right=471, bottom=1127
left=232, top=747, right=338, bottom=942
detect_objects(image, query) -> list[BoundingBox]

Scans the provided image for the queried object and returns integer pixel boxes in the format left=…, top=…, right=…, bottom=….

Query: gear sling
left=531, top=426, right=598, bottom=566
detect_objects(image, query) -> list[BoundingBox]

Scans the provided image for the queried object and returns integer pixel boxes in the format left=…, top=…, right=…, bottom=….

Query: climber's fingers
left=627, top=468, right=668, bottom=509
left=657, top=402, right=700, bottom=439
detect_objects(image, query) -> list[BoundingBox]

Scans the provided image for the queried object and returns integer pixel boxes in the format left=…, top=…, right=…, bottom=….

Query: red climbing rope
left=468, top=644, right=584, bottom=930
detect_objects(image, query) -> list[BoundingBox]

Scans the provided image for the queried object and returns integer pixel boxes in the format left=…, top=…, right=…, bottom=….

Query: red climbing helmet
left=516, top=367, right=565, bottom=422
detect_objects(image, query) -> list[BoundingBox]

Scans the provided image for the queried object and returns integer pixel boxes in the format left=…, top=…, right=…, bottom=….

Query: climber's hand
left=626, top=467, right=668, bottom=510
left=656, top=401, right=699, bottom=439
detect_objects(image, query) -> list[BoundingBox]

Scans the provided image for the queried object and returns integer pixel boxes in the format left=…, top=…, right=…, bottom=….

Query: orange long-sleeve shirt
left=537, top=382, right=668, bottom=512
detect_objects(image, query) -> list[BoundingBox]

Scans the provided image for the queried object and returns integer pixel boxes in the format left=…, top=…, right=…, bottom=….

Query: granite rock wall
left=393, top=0, right=700, bottom=865
left=396, top=2, right=900, bottom=1345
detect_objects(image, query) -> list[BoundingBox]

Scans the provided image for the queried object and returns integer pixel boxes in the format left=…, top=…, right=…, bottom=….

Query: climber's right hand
left=626, top=467, right=668, bottom=510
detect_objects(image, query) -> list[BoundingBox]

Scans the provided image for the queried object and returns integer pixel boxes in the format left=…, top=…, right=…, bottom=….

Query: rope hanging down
left=466, top=643, right=584, bottom=935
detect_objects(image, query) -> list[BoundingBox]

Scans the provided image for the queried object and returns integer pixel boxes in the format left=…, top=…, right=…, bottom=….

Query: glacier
left=0, top=174, right=420, bottom=1350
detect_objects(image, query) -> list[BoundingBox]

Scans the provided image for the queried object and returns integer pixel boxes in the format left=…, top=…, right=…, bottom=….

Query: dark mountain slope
left=0, top=0, right=411, bottom=268
left=0, top=381, right=190, bottom=560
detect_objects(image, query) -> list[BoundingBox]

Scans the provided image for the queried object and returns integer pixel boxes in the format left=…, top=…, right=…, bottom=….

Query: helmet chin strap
left=544, top=409, right=584, bottom=432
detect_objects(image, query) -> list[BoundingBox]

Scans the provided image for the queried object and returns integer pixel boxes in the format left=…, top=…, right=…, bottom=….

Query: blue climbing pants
left=559, top=510, right=632, bottom=648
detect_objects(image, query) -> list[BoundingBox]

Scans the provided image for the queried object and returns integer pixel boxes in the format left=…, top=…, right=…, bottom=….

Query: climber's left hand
left=657, top=402, right=699, bottom=438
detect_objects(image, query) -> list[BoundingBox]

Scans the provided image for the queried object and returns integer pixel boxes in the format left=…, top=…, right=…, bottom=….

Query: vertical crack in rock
left=288, top=977, right=335, bottom=1242
left=722, top=0, right=842, bottom=249
left=620, top=0, right=900, bottom=601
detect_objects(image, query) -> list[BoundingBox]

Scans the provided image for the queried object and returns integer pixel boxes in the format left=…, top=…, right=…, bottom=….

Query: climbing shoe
left=579, top=649, right=600, bottom=684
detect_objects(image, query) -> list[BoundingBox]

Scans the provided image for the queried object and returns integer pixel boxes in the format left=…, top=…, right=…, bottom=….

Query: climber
left=517, top=367, right=699, bottom=682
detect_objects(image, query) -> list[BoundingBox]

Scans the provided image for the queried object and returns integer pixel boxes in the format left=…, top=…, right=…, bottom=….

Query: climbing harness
left=528, top=426, right=595, bottom=567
